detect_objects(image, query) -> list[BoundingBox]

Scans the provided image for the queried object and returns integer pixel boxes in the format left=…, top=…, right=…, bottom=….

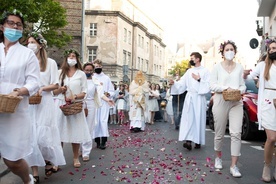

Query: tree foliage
left=0, top=0, right=71, bottom=48
left=169, top=59, right=190, bottom=76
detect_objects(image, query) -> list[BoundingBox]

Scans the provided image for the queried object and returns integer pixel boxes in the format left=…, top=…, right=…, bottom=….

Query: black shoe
left=175, top=126, right=179, bottom=130
left=194, top=144, right=201, bottom=149
left=99, top=144, right=106, bottom=150
left=133, top=128, right=141, bottom=133
left=33, top=176, right=40, bottom=184
left=183, top=142, right=192, bottom=151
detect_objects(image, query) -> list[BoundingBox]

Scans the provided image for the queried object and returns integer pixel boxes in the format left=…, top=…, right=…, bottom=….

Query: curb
left=0, top=168, right=10, bottom=178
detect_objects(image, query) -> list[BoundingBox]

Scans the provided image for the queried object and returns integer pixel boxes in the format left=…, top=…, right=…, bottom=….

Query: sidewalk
left=0, top=158, right=21, bottom=184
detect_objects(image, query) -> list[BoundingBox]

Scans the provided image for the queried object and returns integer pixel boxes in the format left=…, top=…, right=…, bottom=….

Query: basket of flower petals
left=60, top=99, right=83, bottom=116
left=222, top=89, right=241, bottom=101
left=0, top=94, right=23, bottom=113
left=29, top=93, right=42, bottom=105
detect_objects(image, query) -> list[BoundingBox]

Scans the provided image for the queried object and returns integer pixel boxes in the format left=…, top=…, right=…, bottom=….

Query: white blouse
left=210, top=62, right=246, bottom=93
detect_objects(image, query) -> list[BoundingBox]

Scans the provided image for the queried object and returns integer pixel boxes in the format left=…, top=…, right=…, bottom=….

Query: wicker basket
left=29, top=93, right=42, bottom=105
left=60, top=101, right=83, bottom=116
left=0, top=94, right=23, bottom=113
left=222, top=90, right=241, bottom=101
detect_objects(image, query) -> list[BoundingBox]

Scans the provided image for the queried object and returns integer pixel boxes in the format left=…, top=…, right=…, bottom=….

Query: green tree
left=169, top=59, right=190, bottom=76
left=0, top=0, right=71, bottom=48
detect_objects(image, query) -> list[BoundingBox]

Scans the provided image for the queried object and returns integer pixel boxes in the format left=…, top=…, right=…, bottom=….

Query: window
left=141, top=37, right=144, bottom=49
left=88, top=47, right=97, bottom=62
left=127, top=52, right=131, bottom=66
left=138, top=34, right=141, bottom=47
left=123, top=50, right=127, bottom=65
left=141, top=59, right=144, bottom=71
left=145, top=60, right=149, bottom=72
left=137, top=57, right=140, bottom=69
left=128, top=31, right=131, bottom=44
left=146, top=42, right=149, bottom=53
left=124, top=28, right=127, bottom=42
left=90, top=23, right=97, bottom=37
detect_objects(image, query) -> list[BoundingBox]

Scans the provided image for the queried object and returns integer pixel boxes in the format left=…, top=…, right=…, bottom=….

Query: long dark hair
left=59, top=50, right=83, bottom=86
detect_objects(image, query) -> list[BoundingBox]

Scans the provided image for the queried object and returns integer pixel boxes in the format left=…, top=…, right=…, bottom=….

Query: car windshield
left=245, top=78, right=258, bottom=94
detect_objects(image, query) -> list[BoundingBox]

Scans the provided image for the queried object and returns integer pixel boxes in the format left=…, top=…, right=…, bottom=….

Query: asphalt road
left=1, top=120, right=266, bottom=184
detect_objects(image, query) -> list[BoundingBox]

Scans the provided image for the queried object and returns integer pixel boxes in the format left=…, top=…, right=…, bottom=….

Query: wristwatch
left=197, top=78, right=201, bottom=82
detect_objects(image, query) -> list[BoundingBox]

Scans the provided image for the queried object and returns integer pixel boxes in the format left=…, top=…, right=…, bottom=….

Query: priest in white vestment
left=170, top=52, right=210, bottom=150
left=129, top=71, right=149, bottom=132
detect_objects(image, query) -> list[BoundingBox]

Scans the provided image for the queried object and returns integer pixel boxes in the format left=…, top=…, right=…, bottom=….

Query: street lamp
left=256, top=20, right=263, bottom=36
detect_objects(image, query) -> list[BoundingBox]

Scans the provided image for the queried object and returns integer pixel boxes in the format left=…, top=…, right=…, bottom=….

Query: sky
left=131, top=0, right=261, bottom=68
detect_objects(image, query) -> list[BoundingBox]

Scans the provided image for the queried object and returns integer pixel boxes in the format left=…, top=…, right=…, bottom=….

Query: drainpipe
left=81, top=0, right=85, bottom=63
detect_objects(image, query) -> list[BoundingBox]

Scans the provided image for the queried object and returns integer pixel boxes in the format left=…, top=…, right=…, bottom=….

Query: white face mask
left=224, top=51, right=235, bottom=61
left=28, top=43, right=39, bottom=54
left=67, top=58, right=77, bottom=66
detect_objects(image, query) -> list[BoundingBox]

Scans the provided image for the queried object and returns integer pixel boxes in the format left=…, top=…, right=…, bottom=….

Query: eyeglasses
left=5, top=20, right=23, bottom=28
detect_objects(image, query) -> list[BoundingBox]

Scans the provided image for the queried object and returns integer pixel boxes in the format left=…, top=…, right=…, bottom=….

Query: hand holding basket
left=222, top=89, right=241, bottom=101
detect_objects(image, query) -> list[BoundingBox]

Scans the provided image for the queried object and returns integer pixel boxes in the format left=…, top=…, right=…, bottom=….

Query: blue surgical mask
left=86, top=73, right=92, bottom=78
left=4, top=27, right=23, bottom=42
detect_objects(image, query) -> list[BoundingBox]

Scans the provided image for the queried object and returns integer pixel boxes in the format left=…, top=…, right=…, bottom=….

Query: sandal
left=45, top=161, right=54, bottom=177
left=52, top=166, right=60, bottom=173
left=33, top=176, right=40, bottom=184
left=73, top=159, right=81, bottom=168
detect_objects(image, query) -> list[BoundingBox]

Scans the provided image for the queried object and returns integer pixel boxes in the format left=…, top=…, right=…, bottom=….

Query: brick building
left=49, top=0, right=82, bottom=66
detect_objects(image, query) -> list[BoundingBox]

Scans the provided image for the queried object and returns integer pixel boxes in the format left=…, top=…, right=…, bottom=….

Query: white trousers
left=212, top=94, right=243, bottom=156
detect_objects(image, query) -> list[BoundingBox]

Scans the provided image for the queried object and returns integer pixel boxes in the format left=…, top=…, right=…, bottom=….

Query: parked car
left=207, top=78, right=259, bottom=140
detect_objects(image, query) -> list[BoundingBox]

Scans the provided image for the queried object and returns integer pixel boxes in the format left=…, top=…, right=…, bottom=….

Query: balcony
left=257, top=0, right=276, bottom=17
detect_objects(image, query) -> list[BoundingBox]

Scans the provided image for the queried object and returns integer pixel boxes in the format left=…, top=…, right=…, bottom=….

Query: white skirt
left=55, top=98, right=91, bottom=143
left=261, top=89, right=276, bottom=131
left=147, top=98, right=159, bottom=112
left=25, top=92, right=66, bottom=166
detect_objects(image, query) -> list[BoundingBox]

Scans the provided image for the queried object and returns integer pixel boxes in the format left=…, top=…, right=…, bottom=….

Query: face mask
left=28, top=43, right=39, bottom=54
left=4, top=27, right=23, bottom=42
left=94, top=68, right=102, bottom=74
left=268, top=52, right=276, bottom=60
left=189, top=60, right=196, bottom=66
left=86, top=73, right=92, bottom=78
left=224, top=51, right=235, bottom=61
left=67, top=58, right=77, bottom=67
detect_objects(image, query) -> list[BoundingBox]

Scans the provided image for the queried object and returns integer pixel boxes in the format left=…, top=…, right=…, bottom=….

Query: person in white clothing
left=169, top=52, right=210, bottom=151
left=52, top=49, right=90, bottom=168
left=148, top=83, right=160, bottom=125
left=24, top=32, right=66, bottom=183
left=81, top=62, right=114, bottom=161
left=0, top=10, right=40, bottom=184
left=129, top=71, right=150, bottom=132
left=92, top=59, right=115, bottom=150
left=210, top=40, right=246, bottom=178
left=244, top=39, right=276, bottom=182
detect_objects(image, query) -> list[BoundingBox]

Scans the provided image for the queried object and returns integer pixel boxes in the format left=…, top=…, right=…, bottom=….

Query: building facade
left=84, top=0, right=166, bottom=84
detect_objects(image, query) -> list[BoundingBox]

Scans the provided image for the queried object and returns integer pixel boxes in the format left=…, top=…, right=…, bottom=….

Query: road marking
left=250, top=146, right=264, bottom=150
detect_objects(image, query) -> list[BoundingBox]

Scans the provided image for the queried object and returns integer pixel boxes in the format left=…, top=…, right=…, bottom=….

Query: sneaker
left=230, top=165, right=242, bottom=178
left=215, top=157, right=223, bottom=169
left=29, top=174, right=34, bottom=184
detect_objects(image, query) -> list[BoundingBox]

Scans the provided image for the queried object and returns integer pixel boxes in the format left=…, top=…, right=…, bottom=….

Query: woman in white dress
left=164, top=86, right=174, bottom=124
left=244, top=39, right=276, bottom=182
left=0, top=10, right=40, bottom=184
left=148, top=83, right=160, bottom=124
left=24, top=33, right=66, bottom=183
left=80, top=63, right=114, bottom=161
left=115, top=84, right=128, bottom=124
left=52, top=49, right=90, bottom=168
